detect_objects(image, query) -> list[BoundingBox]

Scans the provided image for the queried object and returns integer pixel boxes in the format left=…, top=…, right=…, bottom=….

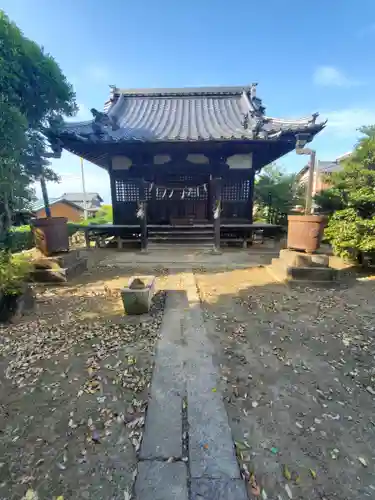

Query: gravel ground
left=0, top=266, right=165, bottom=500
left=196, top=267, right=375, bottom=500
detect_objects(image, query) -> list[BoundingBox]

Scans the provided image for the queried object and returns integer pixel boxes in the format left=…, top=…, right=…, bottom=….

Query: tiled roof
left=62, top=192, right=103, bottom=203
left=318, top=161, right=342, bottom=174
left=31, top=197, right=83, bottom=212
left=58, top=85, right=325, bottom=143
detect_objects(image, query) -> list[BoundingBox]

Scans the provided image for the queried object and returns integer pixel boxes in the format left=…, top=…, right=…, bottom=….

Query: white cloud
left=313, top=66, right=360, bottom=87
left=75, top=103, right=93, bottom=121
left=321, top=107, right=375, bottom=137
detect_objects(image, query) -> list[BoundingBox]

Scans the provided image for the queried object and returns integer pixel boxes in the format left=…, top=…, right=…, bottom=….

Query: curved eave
left=51, top=121, right=325, bottom=171
left=54, top=120, right=325, bottom=145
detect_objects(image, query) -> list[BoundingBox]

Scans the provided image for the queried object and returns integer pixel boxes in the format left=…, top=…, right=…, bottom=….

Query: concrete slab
left=138, top=272, right=242, bottom=495
left=140, top=296, right=185, bottom=459
left=100, top=249, right=274, bottom=269
left=187, top=378, right=240, bottom=478
left=191, top=478, right=248, bottom=500
left=135, top=461, right=188, bottom=500
left=183, top=277, right=241, bottom=480
left=140, top=361, right=184, bottom=459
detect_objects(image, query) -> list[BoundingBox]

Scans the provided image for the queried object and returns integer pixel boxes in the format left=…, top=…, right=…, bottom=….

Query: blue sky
left=2, top=0, right=375, bottom=202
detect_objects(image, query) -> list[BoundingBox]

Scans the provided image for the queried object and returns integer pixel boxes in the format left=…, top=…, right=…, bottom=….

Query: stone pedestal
left=121, top=276, right=155, bottom=315
left=268, top=249, right=337, bottom=285
left=30, top=249, right=88, bottom=283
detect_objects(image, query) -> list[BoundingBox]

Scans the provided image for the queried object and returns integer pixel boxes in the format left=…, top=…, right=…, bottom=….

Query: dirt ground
left=196, top=267, right=375, bottom=500
left=0, top=265, right=165, bottom=500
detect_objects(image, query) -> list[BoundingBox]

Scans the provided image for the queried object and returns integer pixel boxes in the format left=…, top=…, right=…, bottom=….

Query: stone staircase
left=268, top=249, right=337, bottom=285
left=148, top=226, right=214, bottom=250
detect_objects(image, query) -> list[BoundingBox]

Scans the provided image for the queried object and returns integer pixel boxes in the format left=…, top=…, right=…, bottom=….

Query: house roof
left=62, top=192, right=103, bottom=203
left=56, top=84, right=325, bottom=144
left=297, top=152, right=351, bottom=179
left=31, top=197, right=84, bottom=212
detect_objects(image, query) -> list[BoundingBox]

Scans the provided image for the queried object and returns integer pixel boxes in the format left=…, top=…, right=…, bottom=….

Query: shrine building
left=49, top=84, right=325, bottom=249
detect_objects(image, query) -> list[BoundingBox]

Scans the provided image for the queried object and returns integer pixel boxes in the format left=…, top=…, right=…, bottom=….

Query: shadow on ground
left=196, top=266, right=375, bottom=499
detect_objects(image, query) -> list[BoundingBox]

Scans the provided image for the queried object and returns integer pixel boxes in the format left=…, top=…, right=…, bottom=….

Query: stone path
left=135, top=272, right=248, bottom=500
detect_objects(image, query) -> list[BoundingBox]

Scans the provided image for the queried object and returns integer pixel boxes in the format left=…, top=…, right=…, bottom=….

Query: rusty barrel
left=287, top=215, right=327, bottom=253
left=31, top=217, right=69, bottom=256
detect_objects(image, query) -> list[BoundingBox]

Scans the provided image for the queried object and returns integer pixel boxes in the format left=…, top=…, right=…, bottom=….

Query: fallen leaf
left=91, top=430, right=100, bottom=443
left=358, top=457, right=368, bottom=467
left=291, top=470, right=300, bottom=485
left=309, top=468, right=317, bottom=479
left=22, top=490, right=39, bottom=500
left=248, top=473, right=260, bottom=496
left=283, top=464, right=292, bottom=481
left=284, top=483, right=293, bottom=499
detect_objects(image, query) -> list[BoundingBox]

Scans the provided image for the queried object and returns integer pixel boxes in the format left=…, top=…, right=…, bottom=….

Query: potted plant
left=0, top=253, right=32, bottom=322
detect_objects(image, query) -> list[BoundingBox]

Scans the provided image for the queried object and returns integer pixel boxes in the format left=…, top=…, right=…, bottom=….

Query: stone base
left=120, top=276, right=155, bottom=315
left=268, top=249, right=337, bottom=285
left=279, top=248, right=329, bottom=268
left=30, top=250, right=88, bottom=283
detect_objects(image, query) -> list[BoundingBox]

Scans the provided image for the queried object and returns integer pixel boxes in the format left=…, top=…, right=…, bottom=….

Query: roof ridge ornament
left=250, top=83, right=258, bottom=99
left=91, top=108, right=119, bottom=133
left=242, top=113, right=250, bottom=130
left=309, top=112, right=319, bottom=125
left=109, top=84, right=117, bottom=97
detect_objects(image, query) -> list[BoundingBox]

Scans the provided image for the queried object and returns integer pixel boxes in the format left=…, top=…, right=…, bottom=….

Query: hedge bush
left=9, top=226, right=34, bottom=253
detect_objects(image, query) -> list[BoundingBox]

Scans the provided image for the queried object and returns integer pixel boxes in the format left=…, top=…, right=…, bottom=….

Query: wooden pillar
left=138, top=180, right=148, bottom=252
left=248, top=168, right=255, bottom=225
left=211, top=177, right=221, bottom=253
left=84, top=228, right=90, bottom=249
left=247, top=168, right=256, bottom=246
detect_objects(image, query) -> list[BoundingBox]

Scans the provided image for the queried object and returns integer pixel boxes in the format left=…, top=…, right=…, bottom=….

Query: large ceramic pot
left=287, top=215, right=327, bottom=253
left=31, top=217, right=69, bottom=256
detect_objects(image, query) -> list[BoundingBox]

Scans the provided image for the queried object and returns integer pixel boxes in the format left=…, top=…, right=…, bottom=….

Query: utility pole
left=295, top=134, right=316, bottom=215
left=80, top=157, right=88, bottom=220
left=40, top=175, right=51, bottom=218
left=304, top=150, right=316, bottom=214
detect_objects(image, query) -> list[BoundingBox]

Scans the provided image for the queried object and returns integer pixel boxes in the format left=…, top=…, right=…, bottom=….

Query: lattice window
left=115, top=180, right=139, bottom=202
left=222, top=180, right=250, bottom=201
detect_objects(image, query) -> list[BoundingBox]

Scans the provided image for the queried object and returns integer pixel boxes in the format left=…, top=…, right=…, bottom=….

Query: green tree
left=0, top=10, right=77, bottom=249
left=90, top=205, right=113, bottom=225
left=323, top=126, right=375, bottom=259
left=254, top=164, right=303, bottom=225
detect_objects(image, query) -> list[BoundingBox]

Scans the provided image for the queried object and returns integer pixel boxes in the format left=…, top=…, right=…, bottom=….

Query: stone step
left=149, top=229, right=213, bottom=235
left=149, top=237, right=213, bottom=243
left=278, top=248, right=329, bottom=268
left=147, top=242, right=214, bottom=251
left=269, top=259, right=337, bottom=284
left=31, top=257, right=88, bottom=283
